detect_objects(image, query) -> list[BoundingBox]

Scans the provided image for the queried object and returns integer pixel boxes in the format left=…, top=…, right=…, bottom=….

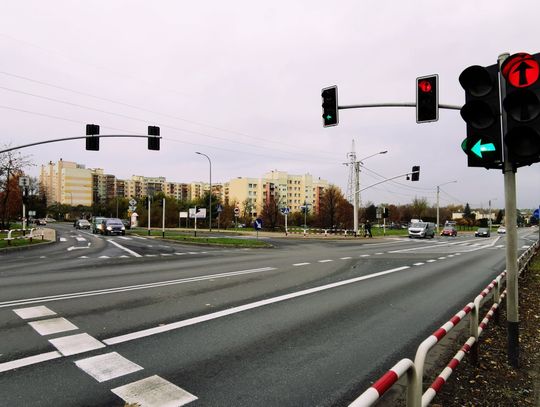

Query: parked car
left=475, top=227, right=491, bottom=237
left=91, top=216, right=107, bottom=234
left=34, top=218, right=47, bottom=226
left=440, top=226, right=457, bottom=237
left=497, top=226, right=506, bottom=234
left=75, top=219, right=91, bottom=230
left=101, top=218, right=126, bottom=235
left=408, top=222, right=436, bottom=239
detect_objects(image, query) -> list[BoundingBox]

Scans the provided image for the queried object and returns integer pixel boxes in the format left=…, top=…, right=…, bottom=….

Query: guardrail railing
left=1, top=228, right=44, bottom=245
left=349, top=239, right=539, bottom=407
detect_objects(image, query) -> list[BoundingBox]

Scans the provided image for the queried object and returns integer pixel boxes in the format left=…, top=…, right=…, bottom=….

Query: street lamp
left=195, top=152, right=212, bottom=232
left=350, top=150, right=388, bottom=235
left=436, top=180, right=457, bottom=233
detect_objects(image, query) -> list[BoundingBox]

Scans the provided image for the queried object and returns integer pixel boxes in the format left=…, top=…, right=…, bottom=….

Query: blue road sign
left=280, top=207, right=290, bottom=215
left=534, top=208, right=539, bottom=219
left=254, top=218, right=263, bottom=230
left=216, top=204, right=223, bottom=213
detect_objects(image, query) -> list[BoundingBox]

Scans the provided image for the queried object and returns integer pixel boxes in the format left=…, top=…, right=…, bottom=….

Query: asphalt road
left=1, top=224, right=538, bottom=406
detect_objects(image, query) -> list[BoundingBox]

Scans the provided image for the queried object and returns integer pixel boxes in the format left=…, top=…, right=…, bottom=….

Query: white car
left=497, top=226, right=506, bottom=234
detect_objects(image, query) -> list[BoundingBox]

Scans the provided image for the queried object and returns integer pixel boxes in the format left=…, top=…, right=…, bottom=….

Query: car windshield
left=79, top=220, right=90, bottom=224
left=411, top=222, right=427, bottom=228
left=107, top=219, right=123, bottom=225
left=443, top=227, right=454, bottom=230
left=478, top=228, right=488, bottom=232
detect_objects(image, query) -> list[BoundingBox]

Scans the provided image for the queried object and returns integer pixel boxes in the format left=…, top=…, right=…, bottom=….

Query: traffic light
left=411, top=166, right=420, bottom=181
left=501, top=52, right=540, bottom=167
left=459, top=64, right=502, bottom=169
left=416, top=74, right=439, bottom=123
left=383, top=207, right=389, bottom=218
left=148, top=126, right=160, bottom=151
left=321, top=85, right=338, bottom=127
left=85, top=124, right=100, bottom=151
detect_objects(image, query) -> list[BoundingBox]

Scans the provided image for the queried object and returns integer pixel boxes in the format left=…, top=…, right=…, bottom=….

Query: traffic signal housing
left=459, top=64, right=502, bottom=169
left=501, top=52, right=540, bottom=167
left=85, top=124, right=100, bottom=151
left=321, top=86, right=338, bottom=127
left=148, top=126, right=160, bottom=151
left=416, top=74, right=439, bottom=123
left=411, top=166, right=420, bottom=181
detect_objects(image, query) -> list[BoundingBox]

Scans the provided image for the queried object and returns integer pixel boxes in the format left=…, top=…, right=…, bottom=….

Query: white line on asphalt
left=99, top=256, right=110, bottom=259
left=75, top=237, right=86, bottom=242
left=359, top=254, right=370, bottom=257
left=438, top=257, right=446, bottom=260
left=0, top=351, right=62, bottom=373
left=112, top=375, right=197, bottom=406
left=104, top=265, right=410, bottom=345
left=375, top=252, right=384, bottom=255
left=59, top=237, right=67, bottom=242
left=293, top=262, right=310, bottom=266
left=426, top=259, right=436, bottom=263
left=174, top=253, right=186, bottom=255
left=161, top=254, right=173, bottom=257
left=145, top=254, right=158, bottom=257
left=413, top=262, right=425, bottom=266
left=75, top=352, right=143, bottom=383
left=117, top=236, right=132, bottom=240
left=318, top=259, right=333, bottom=263
left=340, top=257, right=352, bottom=260
left=108, top=240, right=142, bottom=258
left=0, top=267, right=278, bottom=308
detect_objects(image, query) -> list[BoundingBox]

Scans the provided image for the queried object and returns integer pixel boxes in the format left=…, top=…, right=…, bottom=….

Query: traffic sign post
left=280, top=207, right=290, bottom=235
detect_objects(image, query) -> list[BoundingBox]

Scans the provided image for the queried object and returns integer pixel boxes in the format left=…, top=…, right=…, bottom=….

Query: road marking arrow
left=471, top=139, right=496, bottom=158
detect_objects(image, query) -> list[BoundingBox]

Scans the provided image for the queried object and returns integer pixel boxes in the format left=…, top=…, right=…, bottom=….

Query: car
left=497, top=226, right=506, bottom=234
left=44, top=217, right=56, bottom=222
left=91, top=216, right=107, bottom=234
left=408, top=222, right=436, bottom=238
left=440, top=226, right=457, bottom=237
left=75, top=219, right=91, bottom=230
left=34, top=218, right=47, bottom=226
left=121, top=219, right=131, bottom=230
left=475, top=227, right=491, bottom=237
left=101, top=218, right=126, bottom=235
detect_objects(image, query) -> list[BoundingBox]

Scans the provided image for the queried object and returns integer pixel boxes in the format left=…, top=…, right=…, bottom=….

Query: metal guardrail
left=349, top=239, right=539, bottom=407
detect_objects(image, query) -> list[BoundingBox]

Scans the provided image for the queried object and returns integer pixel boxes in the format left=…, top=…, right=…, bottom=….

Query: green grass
left=0, top=238, right=49, bottom=249
left=129, top=229, right=271, bottom=248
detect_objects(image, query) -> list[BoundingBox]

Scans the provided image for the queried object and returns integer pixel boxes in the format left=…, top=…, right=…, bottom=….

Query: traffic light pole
left=338, top=103, right=461, bottom=111
left=498, top=52, right=520, bottom=368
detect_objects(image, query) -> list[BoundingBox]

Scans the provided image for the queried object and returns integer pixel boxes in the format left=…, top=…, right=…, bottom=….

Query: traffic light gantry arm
left=337, top=102, right=461, bottom=111
left=353, top=169, right=420, bottom=195
left=0, top=134, right=162, bottom=154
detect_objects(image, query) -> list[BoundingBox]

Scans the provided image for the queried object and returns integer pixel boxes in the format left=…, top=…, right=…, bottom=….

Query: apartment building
left=39, top=159, right=93, bottom=206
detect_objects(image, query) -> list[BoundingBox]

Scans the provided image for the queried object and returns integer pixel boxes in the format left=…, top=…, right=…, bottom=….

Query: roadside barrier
left=1, top=228, right=44, bottom=245
left=349, top=239, right=539, bottom=407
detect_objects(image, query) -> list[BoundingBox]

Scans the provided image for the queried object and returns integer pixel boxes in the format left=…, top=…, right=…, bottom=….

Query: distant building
left=39, top=159, right=93, bottom=206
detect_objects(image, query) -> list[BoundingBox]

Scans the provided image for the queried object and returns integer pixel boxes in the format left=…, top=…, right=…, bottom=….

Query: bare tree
left=0, top=149, right=33, bottom=228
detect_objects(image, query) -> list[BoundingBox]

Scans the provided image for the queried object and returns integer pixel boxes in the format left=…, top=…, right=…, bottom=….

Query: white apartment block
left=40, top=159, right=93, bottom=206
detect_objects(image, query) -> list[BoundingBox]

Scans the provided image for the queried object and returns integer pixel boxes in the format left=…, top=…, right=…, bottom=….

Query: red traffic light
left=418, top=80, right=432, bottom=93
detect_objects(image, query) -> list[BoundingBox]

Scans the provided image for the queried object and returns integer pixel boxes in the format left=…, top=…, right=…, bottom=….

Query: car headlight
left=107, top=226, right=112, bottom=230
left=121, top=226, right=125, bottom=230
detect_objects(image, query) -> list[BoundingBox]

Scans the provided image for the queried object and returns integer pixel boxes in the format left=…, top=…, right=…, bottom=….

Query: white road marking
left=104, top=265, right=410, bottom=345
left=119, top=255, right=129, bottom=258
left=79, top=256, right=89, bottom=259
left=108, top=240, right=142, bottom=258
left=117, top=236, right=132, bottom=240
left=375, top=252, right=384, bottom=255
left=293, top=262, right=310, bottom=266
left=438, top=257, right=446, bottom=260
left=522, top=245, right=530, bottom=249
left=75, top=352, right=143, bottom=383
left=99, top=256, right=110, bottom=259
left=359, top=254, right=370, bottom=257
left=175, top=252, right=186, bottom=255
left=132, top=236, right=147, bottom=240
left=0, top=267, right=278, bottom=309
left=413, top=262, right=425, bottom=266
left=161, top=254, right=173, bottom=257
left=426, top=259, right=436, bottom=263
left=49, top=333, right=105, bottom=356
left=0, top=351, right=62, bottom=373
left=75, top=237, right=86, bottom=242
left=13, top=305, right=56, bottom=319
left=112, top=375, right=197, bottom=407
left=340, top=257, right=352, bottom=260
left=28, top=317, right=78, bottom=336
left=59, top=237, right=67, bottom=242
left=318, top=259, right=333, bottom=263
left=145, top=254, right=158, bottom=257
left=187, top=252, right=199, bottom=255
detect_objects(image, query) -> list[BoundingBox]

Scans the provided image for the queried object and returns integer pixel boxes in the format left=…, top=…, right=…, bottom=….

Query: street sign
left=179, top=211, right=188, bottom=219
left=129, top=198, right=137, bottom=206
left=254, top=218, right=263, bottom=230
left=189, top=207, right=207, bottom=219
left=534, top=208, right=539, bottom=219
left=28, top=210, right=36, bottom=216
left=280, top=207, right=290, bottom=215
left=502, top=53, right=540, bottom=88
left=129, top=205, right=137, bottom=212
left=216, top=204, right=223, bottom=213
left=234, top=207, right=240, bottom=216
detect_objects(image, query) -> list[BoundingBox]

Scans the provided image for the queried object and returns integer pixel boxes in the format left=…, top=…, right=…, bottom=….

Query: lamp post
left=195, top=152, right=212, bottom=232
left=351, top=150, right=388, bottom=235
left=436, top=180, right=457, bottom=233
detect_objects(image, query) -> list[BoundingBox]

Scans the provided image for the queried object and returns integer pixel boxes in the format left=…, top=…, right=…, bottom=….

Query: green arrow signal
left=471, top=139, right=496, bottom=158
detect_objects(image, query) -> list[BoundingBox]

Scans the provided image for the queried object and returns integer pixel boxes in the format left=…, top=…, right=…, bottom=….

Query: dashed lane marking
left=0, top=351, right=62, bottom=373
left=49, top=333, right=105, bottom=356
left=426, top=259, right=436, bottom=263
left=340, top=257, right=352, bottom=260
left=293, top=262, right=310, bottom=266
left=318, top=259, right=333, bottom=263
left=413, top=262, right=425, bottom=266
left=28, top=317, right=78, bottom=336
left=75, top=352, right=143, bottom=383
left=75, top=237, right=86, bottom=242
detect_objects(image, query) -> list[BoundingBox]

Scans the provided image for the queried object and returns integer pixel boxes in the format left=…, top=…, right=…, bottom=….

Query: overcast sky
left=2, top=0, right=540, bottom=210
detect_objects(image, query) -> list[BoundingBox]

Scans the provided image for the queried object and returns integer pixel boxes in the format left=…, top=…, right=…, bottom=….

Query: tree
left=411, top=197, right=429, bottom=219
left=260, top=195, right=281, bottom=230
left=0, top=150, right=33, bottom=228
left=317, top=185, right=346, bottom=229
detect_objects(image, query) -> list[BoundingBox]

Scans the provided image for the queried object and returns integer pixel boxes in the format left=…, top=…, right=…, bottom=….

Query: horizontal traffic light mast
left=0, top=125, right=161, bottom=154
left=337, top=102, right=461, bottom=111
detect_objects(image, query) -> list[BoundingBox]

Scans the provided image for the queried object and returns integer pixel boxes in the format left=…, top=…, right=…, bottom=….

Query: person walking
left=364, top=219, right=372, bottom=238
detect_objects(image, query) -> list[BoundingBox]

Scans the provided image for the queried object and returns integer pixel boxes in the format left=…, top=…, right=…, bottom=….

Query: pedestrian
left=364, top=219, right=372, bottom=238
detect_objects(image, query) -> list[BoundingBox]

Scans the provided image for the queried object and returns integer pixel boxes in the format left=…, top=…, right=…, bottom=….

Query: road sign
left=28, top=210, right=36, bottom=216
left=534, top=208, right=539, bottom=219
left=280, top=207, right=290, bottom=215
left=216, top=204, right=223, bottom=213
left=179, top=211, right=188, bottom=219
left=502, top=53, right=540, bottom=88
left=234, top=207, right=240, bottom=215
left=129, top=198, right=137, bottom=206
left=129, top=205, right=137, bottom=212
left=189, top=207, right=206, bottom=219
left=254, top=218, right=263, bottom=230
